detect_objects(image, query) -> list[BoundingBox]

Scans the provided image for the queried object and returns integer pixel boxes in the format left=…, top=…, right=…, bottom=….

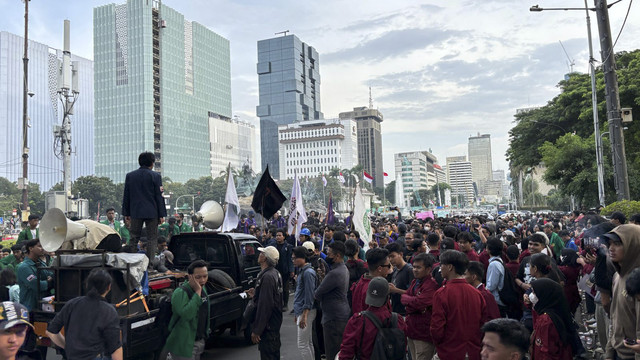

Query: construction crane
left=559, top=40, right=575, bottom=73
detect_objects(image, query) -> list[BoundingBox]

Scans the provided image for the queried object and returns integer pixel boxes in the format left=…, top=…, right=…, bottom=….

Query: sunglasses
left=380, top=264, right=392, bottom=268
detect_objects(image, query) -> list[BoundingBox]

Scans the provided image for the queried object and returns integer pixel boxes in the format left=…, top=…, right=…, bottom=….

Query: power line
left=613, top=0, right=633, bottom=48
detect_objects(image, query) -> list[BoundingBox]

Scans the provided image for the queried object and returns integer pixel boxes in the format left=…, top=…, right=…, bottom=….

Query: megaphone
left=40, top=208, right=88, bottom=252
left=195, top=201, right=224, bottom=229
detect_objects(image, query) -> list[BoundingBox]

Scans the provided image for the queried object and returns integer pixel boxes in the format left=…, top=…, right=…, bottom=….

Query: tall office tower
left=94, top=0, right=231, bottom=183
left=257, top=34, right=322, bottom=178
left=278, top=118, right=358, bottom=180
left=394, top=151, right=428, bottom=207
left=468, top=133, right=493, bottom=191
left=446, top=156, right=474, bottom=202
left=208, top=115, right=258, bottom=179
left=0, top=31, right=94, bottom=191
left=339, top=106, right=384, bottom=187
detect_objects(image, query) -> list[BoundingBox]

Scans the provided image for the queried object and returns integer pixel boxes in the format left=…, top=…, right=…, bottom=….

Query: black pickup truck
left=32, top=232, right=262, bottom=359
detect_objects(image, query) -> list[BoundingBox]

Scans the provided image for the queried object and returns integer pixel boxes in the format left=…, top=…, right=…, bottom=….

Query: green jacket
left=120, top=226, right=131, bottom=245
left=178, top=223, right=192, bottom=233
left=100, top=220, right=121, bottom=232
left=158, top=223, right=180, bottom=238
left=17, top=228, right=39, bottom=244
left=0, top=254, right=19, bottom=271
left=17, top=258, right=49, bottom=311
left=165, top=282, right=210, bottom=357
left=549, top=232, right=564, bottom=258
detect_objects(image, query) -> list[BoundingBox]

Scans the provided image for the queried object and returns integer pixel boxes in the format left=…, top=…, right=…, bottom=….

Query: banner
left=444, top=188, right=452, bottom=207
left=287, top=173, right=308, bottom=241
left=353, top=184, right=372, bottom=251
left=251, top=166, right=287, bottom=219
left=222, top=168, right=240, bottom=232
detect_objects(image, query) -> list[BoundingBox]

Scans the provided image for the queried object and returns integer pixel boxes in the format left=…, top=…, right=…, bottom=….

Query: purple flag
left=326, top=193, right=335, bottom=225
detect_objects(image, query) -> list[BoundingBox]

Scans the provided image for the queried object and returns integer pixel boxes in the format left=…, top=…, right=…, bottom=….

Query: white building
left=468, top=133, right=493, bottom=193
left=278, top=118, right=358, bottom=180
left=435, top=164, right=447, bottom=185
left=208, top=115, right=258, bottom=178
left=446, top=156, right=474, bottom=202
left=394, top=150, right=442, bottom=206
left=0, top=31, right=94, bottom=191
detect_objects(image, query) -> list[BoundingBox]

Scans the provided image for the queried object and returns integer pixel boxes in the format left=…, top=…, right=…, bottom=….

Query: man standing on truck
left=247, top=246, right=283, bottom=360
left=17, top=240, right=52, bottom=311
left=16, top=215, right=39, bottom=244
left=122, top=152, right=167, bottom=264
left=46, top=269, right=123, bottom=360
left=163, top=259, right=210, bottom=360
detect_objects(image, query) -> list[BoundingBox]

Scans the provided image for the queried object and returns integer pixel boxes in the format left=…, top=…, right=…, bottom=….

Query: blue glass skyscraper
left=94, top=0, right=231, bottom=183
left=256, top=34, right=322, bottom=178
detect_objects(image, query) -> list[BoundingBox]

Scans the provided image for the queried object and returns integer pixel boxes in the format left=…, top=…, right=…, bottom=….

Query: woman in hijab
left=529, top=278, right=574, bottom=360
left=558, top=249, right=582, bottom=314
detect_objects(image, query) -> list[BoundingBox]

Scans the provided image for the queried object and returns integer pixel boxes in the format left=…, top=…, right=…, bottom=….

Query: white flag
left=288, top=174, right=308, bottom=241
left=353, top=184, right=372, bottom=251
left=322, top=175, right=327, bottom=187
left=338, top=172, right=345, bottom=184
left=222, top=170, right=240, bottom=232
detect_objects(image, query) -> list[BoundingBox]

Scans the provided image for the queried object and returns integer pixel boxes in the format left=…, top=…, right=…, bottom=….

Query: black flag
left=251, top=166, right=286, bottom=219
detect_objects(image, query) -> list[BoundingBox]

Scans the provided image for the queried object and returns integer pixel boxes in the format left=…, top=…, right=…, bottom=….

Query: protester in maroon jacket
left=338, top=277, right=407, bottom=360
left=505, top=245, right=521, bottom=277
left=350, top=248, right=392, bottom=315
left=431, top=250, right=487, bottom=360
left=465, top=261, right=500, bottom=321
left=401, top=253, right=439, bottom=360
left=456, top=232, right=480, bottom=262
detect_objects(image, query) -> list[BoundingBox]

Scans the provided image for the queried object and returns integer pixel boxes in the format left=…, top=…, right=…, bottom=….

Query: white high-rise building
left=394, top=150, right=441, bottom=206
left=468, top=133, right=492, bottom=193
left=446, top=156, right=474, bottom=202
left=0, top=31, right=94, bottom=191
left=208, top=115, right=258, bottom=178
left=278, top=118, right=358, bottom=180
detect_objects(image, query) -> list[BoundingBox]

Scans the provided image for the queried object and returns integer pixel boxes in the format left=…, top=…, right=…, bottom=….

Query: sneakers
left=585, top=317, right=596, bottom=324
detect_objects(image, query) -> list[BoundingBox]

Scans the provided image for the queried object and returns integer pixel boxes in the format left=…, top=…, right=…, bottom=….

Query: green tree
left=540, top=134, right=615, bottom=207
left=507, top=49, right=640, bottom=200
left=385, top=180, right=396, bottom=205
left=72, top=176, right=119, bottom=216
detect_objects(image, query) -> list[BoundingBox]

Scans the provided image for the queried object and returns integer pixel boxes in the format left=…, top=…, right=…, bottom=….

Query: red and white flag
left=363, top=170, right=374, bottom=184
left=338, top=172, right=346, bottom=184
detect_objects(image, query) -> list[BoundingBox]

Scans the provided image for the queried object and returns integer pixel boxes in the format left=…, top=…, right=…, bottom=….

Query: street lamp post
left=20, top=0, right=30, bottom=217
left=529, top=1, right=618, bottom=205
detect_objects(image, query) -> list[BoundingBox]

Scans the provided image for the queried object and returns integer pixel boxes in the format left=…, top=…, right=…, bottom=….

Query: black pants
left=130, top=218, right=159, bottom=263
left=258, top=328, right=281, bottom=360
left=313, top=308, right=325, bottom=360
left=323, top=319, right=347, bottom=360
left=279, top=270, right=290, bottom=308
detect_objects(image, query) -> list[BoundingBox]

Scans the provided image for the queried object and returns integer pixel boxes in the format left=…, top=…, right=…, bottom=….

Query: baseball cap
left=365, top=277, right=389, bottom=308
left=0, top=301, right=33, bottom=330
left=258, top=246, right=280, bottom=263
left=502, top=230, right=515, bottom=237
left=302, top=241, right=315, bottom=253
left=300, top=228, right=311, bottom=236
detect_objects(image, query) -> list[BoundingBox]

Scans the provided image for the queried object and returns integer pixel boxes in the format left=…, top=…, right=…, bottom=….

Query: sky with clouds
left=1, top=0, right=639, bottom=183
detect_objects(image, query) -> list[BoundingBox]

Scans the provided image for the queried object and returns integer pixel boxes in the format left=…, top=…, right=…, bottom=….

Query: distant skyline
left=1, top=0, right=638, bottom=183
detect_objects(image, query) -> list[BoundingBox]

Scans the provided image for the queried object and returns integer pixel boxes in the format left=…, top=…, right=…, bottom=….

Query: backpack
left=359, top=311, right=406, bottom=360
left=489, top=258, right=520, bottom=309
left=156, top=283, right=195, bottom=344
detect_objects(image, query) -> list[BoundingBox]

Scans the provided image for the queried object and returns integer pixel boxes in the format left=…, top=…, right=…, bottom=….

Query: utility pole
left=585, top=0, right=606, bottom=207
left=20, top=0, right=30, bottom=218
left=594, top=0, right=630, bottom=200
left=54, top=20, right=79, bottom=215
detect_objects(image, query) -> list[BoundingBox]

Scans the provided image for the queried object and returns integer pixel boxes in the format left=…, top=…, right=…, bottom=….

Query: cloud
left=323, top=27, right=467, bottom=64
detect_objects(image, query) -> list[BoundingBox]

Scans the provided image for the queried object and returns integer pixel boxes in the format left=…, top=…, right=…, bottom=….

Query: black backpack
left=156, top=283, right=196, bottom=344
left=359, top=311, right=406, bottom=360
left=490, top=258, right=520, bottom=309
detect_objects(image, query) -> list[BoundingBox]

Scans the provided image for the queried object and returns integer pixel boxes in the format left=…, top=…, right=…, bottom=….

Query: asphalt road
left=204, top=297, right=299, bottom=359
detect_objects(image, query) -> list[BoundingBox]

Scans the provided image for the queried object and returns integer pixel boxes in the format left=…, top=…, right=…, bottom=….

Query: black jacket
left=251, top=266, right=283, bottom=336
left=122, top=166, right=167, bottom=219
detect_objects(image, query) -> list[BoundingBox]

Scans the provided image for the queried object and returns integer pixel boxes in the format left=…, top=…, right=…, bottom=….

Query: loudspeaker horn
left=196, top=201, right=224, bottom=230
left=40, top=208, right=88, bottom=252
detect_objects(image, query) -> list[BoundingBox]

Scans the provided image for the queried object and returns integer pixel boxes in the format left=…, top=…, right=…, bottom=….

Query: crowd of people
left=236, top=208, right=640, bottom=360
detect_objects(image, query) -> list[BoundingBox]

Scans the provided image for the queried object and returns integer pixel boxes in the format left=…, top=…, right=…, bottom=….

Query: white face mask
left=529, top=292, right=539, bottom=305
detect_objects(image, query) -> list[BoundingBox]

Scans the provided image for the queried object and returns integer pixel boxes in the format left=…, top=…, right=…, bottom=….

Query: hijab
left=531, top=278, right=573, bottom=343
left=560, top=248, right=579, bottom=267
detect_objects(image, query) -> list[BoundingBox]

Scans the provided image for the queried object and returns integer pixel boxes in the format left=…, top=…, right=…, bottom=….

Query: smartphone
left=625, top=338, right=637, bottom=345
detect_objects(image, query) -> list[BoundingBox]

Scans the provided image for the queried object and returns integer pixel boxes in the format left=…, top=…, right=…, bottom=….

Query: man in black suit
left=122, top=152, right=167, bottom=262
